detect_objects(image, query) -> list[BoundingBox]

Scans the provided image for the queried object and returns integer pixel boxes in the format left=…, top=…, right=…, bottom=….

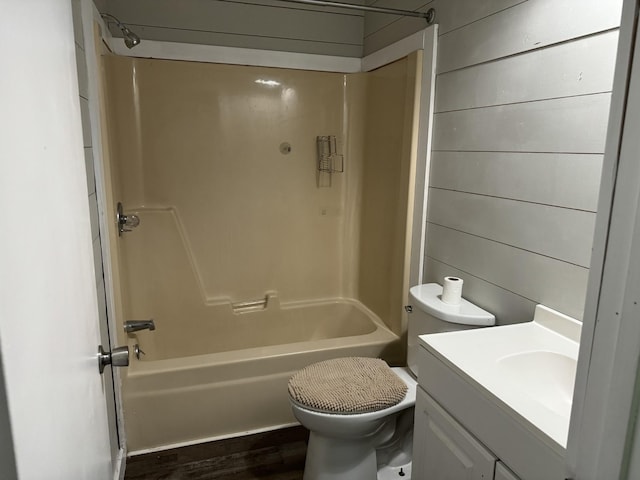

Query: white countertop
left=419, top=305, right=580, bottom=450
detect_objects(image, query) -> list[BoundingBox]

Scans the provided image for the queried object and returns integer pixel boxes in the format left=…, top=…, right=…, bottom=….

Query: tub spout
left=124, top=319, right=155, bottom=333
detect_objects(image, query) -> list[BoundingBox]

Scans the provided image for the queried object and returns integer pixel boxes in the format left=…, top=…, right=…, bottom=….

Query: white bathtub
left=123, top=298, right=402, bottom=453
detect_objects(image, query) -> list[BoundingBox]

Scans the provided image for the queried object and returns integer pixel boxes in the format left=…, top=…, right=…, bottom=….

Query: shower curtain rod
left=275, top=0, right=436, bottom=22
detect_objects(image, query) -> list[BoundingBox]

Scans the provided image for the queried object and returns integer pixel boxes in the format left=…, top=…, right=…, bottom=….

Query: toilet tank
left=407, top=283, right=495, bottom=376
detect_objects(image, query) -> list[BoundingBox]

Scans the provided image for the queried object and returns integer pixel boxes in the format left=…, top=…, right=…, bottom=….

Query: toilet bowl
left=288, top=283, right=496, bottom=480
left=291, top=367, right=416, bottom=480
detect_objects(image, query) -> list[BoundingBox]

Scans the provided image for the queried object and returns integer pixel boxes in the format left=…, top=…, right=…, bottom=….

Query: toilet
left=288, top=283, right=495, bottom=480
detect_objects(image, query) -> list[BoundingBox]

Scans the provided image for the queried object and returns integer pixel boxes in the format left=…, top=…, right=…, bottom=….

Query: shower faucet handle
left=124, top=214, right=140, bottom=228
left=116, top=202, right=140, bottom=236
left=134, top=344, right=145, bottom=360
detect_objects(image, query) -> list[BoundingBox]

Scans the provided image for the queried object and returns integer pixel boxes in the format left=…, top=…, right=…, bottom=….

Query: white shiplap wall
left=365, top=0, right=623, bottom=323
left=95, top=0, right=365, bottom=57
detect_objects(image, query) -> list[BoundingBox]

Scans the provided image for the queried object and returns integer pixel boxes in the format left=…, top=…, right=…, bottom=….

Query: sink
left=418, top=305, right=582, bottom=479
left=419, top=304, right=581, bottom=449
left=496, top=350, right=577, bottom=418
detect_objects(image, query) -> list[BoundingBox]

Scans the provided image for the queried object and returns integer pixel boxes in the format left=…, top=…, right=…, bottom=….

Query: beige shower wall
left=358, top=53, right=420, bottom=337
left=105, top=56, right=351, bottom=305
left=104, top=54, right=419, bottom=336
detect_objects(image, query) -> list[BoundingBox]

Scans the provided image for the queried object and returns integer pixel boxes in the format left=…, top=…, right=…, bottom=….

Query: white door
left=0, top=1, right=115, bottom=479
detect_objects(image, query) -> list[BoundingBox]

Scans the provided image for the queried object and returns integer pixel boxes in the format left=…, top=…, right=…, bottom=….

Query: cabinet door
left=495, top=462, right=521, bottom=480
left=414, top=388, right=496, bottom=480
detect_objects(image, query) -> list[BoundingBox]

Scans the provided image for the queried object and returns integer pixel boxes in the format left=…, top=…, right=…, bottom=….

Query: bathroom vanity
left=413, top=305, right=580, bottom=480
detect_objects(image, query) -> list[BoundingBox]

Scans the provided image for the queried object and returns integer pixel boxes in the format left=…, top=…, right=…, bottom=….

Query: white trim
left=107, top=28, right=434, bottom=74
left=80, top=0, right=128, bottom=462
left=577, top=14, right=640, bottom=476
left=566, top=0, right=640, bottom=478
left=412, top=26, right=437, bottom=288
left=92, top=4, right=113, bottom=49
left=114, top=447, right=127, bottom=480
left=361, top=30, right=428, bottom=72
left=109, top=38, right=362, bottom=73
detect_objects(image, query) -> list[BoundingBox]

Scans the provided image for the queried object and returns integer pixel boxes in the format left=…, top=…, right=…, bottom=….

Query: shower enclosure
left=100, top=49, right=429, bottom=452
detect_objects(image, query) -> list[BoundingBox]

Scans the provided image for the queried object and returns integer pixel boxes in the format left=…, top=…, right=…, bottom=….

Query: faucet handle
left=116, top=202, right=141, bottom=236
left=124, top=214, right=140, bottom=228
left=134, top=344, right=146, bottom=360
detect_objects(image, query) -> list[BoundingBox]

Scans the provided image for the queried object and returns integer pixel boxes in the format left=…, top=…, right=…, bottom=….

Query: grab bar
left=232, top=295, right=269, bottom=313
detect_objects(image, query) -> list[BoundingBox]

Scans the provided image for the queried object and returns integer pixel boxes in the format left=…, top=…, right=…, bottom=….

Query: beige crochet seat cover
left=288, top=357, right=408, bottom=414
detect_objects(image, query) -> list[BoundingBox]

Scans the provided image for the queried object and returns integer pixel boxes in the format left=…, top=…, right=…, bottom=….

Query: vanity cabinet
left=412, top=304, right=576, bottom=479
left=414, top=387, right=498, bottom=479
left=414, top=387, right=523, bottom=479
left=495, top=462, right=521, bottom=480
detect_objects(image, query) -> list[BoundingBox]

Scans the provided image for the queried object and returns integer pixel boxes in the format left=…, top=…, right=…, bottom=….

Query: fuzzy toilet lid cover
left=288, top=357, right=408, bottom=414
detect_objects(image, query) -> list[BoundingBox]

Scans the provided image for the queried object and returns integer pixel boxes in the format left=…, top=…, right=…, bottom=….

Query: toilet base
left=376, top=409, right=413, bottom=479
left=377, top=462, right=411, bottom=480
left=302, top=411, right=414, bottom=480
left=302, top=431, right=413, bottom=480
left=303, top=432, right=378, bottom=480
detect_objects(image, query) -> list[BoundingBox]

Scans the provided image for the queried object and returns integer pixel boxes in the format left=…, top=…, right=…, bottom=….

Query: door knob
left=98, top=345, right=129, bottom=374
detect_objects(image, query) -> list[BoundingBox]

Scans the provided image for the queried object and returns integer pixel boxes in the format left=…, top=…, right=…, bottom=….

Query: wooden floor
left=124, top=427, right=308, bottom=480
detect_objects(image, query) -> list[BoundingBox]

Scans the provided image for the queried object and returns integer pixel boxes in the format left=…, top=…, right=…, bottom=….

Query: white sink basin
left=420, top=305, right=581, bottom=450
left=496, top=350, right=577, bottom=418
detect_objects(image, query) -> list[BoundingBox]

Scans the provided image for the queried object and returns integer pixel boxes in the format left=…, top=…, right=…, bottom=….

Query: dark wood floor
left=124, top=427, right=309, bottom=480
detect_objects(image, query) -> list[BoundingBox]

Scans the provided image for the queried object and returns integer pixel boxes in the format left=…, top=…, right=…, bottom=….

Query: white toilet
left=288, top=283, right=495, bottom=480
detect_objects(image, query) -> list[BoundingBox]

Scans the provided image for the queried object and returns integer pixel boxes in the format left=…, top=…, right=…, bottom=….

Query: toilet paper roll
left=441, top=276, right=463, bottom=305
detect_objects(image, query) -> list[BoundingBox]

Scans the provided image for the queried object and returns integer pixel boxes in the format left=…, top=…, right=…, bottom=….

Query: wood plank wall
left=366, top=0, right=622, bottom=323
left=95, top=0, right=365, bottom=57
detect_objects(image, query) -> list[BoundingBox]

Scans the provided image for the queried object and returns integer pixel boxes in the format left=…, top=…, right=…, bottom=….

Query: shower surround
left=102, top=53, right=422, bottom=451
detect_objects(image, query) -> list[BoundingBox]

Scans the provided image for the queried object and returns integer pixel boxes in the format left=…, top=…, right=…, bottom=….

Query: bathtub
left=123, top=297, right=402, bottom=453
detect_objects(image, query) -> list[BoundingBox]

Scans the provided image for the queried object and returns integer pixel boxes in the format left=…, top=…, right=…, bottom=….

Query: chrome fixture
left=274, top=0, right=435, bottom=23
left=98, top=345, right=129, bottom=374
left=134, top=344, right=145, bottom=360
left=116, top=202, right=140, bottom=236
left=100, top=13, right=141, bottom=49
left=316, top=135, right=343, bottom=188
left=124, top=319, right=156, bottom=333
left=232, top=294, right=270, bottom=313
